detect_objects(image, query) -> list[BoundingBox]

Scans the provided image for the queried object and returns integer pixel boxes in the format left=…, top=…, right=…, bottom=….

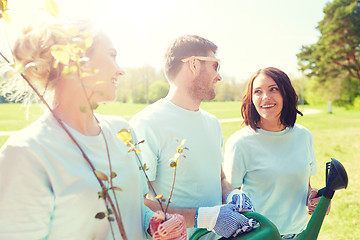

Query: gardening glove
left=307, top=188, right=331, bottom=215
left=196, top=204, right=257, bottom=238
left=148, top=211, right=187, bottom=240
left=226, top=189, right=255, bottom=212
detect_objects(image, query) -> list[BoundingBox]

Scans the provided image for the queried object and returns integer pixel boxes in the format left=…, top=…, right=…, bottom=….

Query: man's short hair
left=163, top=35, right=218, bottom=81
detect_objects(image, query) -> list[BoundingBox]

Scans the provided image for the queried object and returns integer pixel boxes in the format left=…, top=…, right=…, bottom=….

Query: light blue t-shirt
left=223, top=124, right=317, bottom=235
left=130, top=98, right=224, bottom=239
left=0, top=113, right=152, bottom=239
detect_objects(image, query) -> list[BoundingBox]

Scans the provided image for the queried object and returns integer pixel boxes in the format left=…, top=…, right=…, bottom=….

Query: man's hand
left=226, top=189, right=255, bottom=212
left=196, top=204, right=257, bottom=238
left=148, top=211, right=187, bottom=240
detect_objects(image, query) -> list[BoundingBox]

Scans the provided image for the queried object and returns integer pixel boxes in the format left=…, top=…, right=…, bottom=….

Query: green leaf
left=107, top=208, right=113, bottom=214
left=116, top=129, right=133, bottom=147
left=79, top=105, right=87, bottom=113
left=97, top=192, right=104, bottom=199
left=50, top=45, right=70, bottom=65
left=170, top=161, right=177, bottom=168
left=94, top=170, right=109, bottom=181
left=110, top=186, right=122, bottom=191
left=90, top=102, right=99, bottom=110
left=45, top=0, right=60, bottom=17
left=62, top=65, right=78, bottom=76
left=155, top=194, right=163, bottom=200
left=1, top=11, right=11, bottom=24
left=95, top=91, right=105, bottom=97
left=111, top=171, right=117, bottom=179
left=0, top=0, right=8, bottom=12
left=78, top=57, right=89, bottom=64
left=135, top=140, right=145, bottom=146
left=80, top=71, right=94, bottom=78
left=95, top=212, right=106, bottom=219
left=95, top=81, right=105, bottom=85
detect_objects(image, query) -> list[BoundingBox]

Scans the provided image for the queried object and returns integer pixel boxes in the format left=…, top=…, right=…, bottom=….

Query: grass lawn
left=0, top=102, right=359, bottom=239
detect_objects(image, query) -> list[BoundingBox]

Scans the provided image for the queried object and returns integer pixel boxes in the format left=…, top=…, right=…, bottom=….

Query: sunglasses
left=181, top=56, right=221, bottom=73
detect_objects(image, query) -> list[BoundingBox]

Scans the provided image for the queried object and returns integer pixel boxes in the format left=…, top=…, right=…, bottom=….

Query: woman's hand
left=148, top=211, right=187, bottom=240
left=307, top=188, right=331, bottom=215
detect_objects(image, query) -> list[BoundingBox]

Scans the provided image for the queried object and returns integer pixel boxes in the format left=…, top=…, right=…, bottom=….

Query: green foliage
left=113, top=67, right=246, bottom=104
left=148, top=80, right=169, bottom=103
left=0, top=0, right=11, bottom=23
left=116, top=66, right=167, bottom=104
left=45, top=0, right=60, bottom=17
left=303, top=77, right=328, bottom=106
left=291, top=76, right=308, bottom=105
left=353, top=96, right=360, bottom=110
left=214, top=77, right=245, bottom=102
left=0, top=103, right=359, bottom=239
left=297, top=0, right=360, bottom=105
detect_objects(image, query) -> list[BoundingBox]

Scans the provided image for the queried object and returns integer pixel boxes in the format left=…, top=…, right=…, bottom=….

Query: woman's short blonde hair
left=0, top=19, right=99, bottom=105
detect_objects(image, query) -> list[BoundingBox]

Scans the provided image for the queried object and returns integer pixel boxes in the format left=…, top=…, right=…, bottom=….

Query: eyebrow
left=253, top=83, right=277, bottom=90
left=109, top=48, right=117, bottom=53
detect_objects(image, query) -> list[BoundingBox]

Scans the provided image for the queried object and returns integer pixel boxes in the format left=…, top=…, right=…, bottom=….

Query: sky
left=0, top=0, right=330, bottom=82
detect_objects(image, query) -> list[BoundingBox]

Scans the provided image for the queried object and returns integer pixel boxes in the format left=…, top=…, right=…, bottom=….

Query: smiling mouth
left=261, top=104, right=276, bottom=109
left=111, top=77, right=118, bottom=85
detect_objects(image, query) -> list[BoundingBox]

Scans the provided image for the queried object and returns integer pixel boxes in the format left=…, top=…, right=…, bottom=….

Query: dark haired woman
left=223, top=67, right=326, bottom=239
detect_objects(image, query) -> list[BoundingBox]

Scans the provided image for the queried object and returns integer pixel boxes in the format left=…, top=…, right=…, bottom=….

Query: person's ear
left=189, top=57, right=199, bottom=74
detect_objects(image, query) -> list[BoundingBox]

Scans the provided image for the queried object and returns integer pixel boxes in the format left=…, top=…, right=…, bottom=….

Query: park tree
left=148, top=80, right=169, bottom=103
left=116, top=66, right=167, bottom=103
left=297, top=0, right=360, bottom=105
left=215, top=76, right=244, bottom=101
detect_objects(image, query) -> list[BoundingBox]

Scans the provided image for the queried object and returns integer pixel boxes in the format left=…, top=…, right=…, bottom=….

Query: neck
left=53, top=103, right=101, bottom=136
left=53, top=83, right=101, bottom=136
left=259, top=119, right=285, bottom=132
left=166, top=85, right=200, bottom=111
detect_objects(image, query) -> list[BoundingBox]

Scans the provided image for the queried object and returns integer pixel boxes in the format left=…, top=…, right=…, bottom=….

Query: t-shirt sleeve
left=308, top=132, right=318, bottom=176
left=0, top=141, right=53, bottom=239
left=223, top=135, right=246, bottom=188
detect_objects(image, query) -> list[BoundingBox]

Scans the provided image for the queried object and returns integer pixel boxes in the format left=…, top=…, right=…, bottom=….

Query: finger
left=308, top=188, right=318, bottom=201
left=326, top=202, right=331, bottom=215
left=160, top=223, right=187, bottom=240
left=149, top=211, right=166, bottom=236
left=158, top=214, right=185, bottom=237
left=309, top=196, right=320, bottom=207
left=248, top=218, right=258, bottom=227
left=241, top=193, right=255, bottom=212
left=232, top=221, right=254, bottom=237
left=231, top=194, right=242, bottom=207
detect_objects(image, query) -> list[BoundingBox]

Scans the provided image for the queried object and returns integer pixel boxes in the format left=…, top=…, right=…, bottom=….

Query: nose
left=116, top=65, right=125, bottom=77
left=262, top=91, right=270, bottom=100
left=216, top=73, right=222, bottom=81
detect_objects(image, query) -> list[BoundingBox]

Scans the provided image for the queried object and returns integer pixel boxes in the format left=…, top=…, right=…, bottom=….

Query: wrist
left=196, top=206, right=221, bottom=230
left=194, top=208, right=199, bottom=228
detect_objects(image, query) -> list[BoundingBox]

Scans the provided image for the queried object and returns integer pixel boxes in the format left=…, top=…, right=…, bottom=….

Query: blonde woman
left=0, top=20, right=186, bottom=240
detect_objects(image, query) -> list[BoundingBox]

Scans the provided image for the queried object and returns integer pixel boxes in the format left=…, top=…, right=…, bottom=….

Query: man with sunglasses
left=130, top=35, right=256, bottom=239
